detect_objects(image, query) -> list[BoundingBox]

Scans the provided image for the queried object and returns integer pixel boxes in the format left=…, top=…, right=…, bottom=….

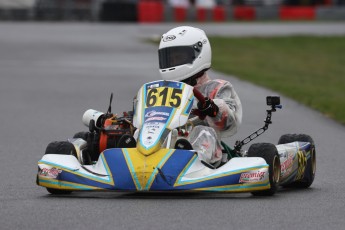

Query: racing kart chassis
left=37, top=80, right=316, bottom=196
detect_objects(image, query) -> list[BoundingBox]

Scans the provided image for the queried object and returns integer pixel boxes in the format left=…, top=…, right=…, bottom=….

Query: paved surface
left=0, top=22, right=345, bottom=230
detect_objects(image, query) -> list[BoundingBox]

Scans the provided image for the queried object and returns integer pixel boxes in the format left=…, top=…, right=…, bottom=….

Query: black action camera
left=266, top=96, right=280, bottom=106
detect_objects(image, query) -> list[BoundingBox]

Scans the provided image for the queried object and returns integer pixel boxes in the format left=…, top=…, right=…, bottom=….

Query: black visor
left=159, top=42, right=203, bottom=69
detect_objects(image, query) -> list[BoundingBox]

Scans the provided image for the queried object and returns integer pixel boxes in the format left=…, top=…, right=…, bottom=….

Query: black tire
left=46, top=188, right=72, bottom=195
left=73, top=131, right=89, bottom=141
left=247, top=143, right=281, bottom=196
left=43, top=141, right=77, bottom=195
left=45, top=141, right=78, bottom=158
left=278, top=134, right=316, bottom=188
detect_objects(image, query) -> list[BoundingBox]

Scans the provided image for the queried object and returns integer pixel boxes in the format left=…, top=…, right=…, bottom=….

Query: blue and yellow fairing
left=37, top=147, right=270, bottom=192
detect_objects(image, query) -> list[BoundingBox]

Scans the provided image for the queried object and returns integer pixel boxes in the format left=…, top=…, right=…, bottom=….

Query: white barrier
left=0, top=0, right=35, bottom=9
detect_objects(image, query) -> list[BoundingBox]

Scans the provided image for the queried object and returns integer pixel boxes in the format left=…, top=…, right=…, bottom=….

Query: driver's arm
left=206, top=82, right=242, bottom=137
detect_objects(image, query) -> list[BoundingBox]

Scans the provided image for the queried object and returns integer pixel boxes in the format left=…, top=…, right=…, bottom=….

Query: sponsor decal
left=40, top=167, right=62, bottom=178
left=143, top=136, right=154, bottom=145
left=146, top=116, right=167, bottom=122
left=145, top=110, right=170, bottom=118
left=281, top=153, right=295, bottom=178
left=146, top=125, right=160, bottom=129
left=146, top=122, right=160, bottom=126
left=239, top=171, right=266, bottom=183
left=281, top=154, right=294, bottom=172
left=163, top=35, right=176, bottom=42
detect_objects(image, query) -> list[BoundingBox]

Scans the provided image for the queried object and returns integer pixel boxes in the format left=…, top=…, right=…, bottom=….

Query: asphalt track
left=0, top=22, right=345, bottom=230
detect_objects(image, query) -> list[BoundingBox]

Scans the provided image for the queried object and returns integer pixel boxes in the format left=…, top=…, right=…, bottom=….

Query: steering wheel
left=193, top=88, right=206, bottom=104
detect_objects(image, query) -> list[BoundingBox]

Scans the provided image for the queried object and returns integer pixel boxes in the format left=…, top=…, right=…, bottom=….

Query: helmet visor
left=159, top=45, right=199, bottom=69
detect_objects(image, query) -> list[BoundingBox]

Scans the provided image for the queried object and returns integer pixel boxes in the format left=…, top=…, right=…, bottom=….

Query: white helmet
left=158, top=26, right=211, bottom=83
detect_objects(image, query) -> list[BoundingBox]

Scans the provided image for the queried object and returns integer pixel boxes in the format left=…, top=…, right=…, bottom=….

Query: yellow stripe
left=123, top=148, right=142, bottom=190
left=38, top=176, right=103, bottom=190
left=123, top=148, right=174, bottom=191
left=145, top=149, right=174, bottom=190
left=194, top=180, right=270, bottom=192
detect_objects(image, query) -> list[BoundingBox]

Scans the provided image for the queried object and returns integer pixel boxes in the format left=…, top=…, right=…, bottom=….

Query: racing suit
left=188, top=73, right=242, bottom=165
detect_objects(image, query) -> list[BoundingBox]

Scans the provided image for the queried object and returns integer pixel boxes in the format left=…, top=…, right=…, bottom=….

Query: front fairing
left=133, top=80, right=194, bottom=155
left=38, top=147, right=270, bottom=192
left=103, top=148, right=196, bottom=191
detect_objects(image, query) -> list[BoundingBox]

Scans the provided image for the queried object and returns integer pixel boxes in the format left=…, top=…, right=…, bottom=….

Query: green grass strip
left=209, top=36, right=345, bottom=125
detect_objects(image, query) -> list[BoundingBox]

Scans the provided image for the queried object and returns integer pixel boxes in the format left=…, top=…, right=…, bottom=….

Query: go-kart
left=37, top=80, right=316, bottom=196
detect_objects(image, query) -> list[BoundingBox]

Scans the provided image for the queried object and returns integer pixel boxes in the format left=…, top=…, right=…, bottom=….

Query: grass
left=209, top=36, right=345, bottom=125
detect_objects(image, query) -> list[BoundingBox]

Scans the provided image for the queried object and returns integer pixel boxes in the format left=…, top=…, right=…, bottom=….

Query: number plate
left=146, top=87, right=182, bottom=108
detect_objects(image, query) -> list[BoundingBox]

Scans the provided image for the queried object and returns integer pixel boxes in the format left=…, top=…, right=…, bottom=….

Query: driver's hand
left=197, top=97, right=219, bottom=118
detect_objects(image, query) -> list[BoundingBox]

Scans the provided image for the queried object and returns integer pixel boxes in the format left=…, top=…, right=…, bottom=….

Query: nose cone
left=103, top=148, right=196, bottom=191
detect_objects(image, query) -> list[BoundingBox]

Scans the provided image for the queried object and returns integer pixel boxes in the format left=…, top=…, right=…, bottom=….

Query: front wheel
left=247, top=143, right=281, bottom=196
left=45, top=141, right=78, bottom=158
left=278, top=134, right=316, bottom=188
left=43, top=141, right=78, bottom=195
left=46, top=188, right=72, bottom=195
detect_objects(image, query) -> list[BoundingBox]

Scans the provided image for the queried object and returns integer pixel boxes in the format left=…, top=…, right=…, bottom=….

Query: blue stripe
left=103, top=149, right=137, bottom=190
left=150, top=150, right=195, bottom=190
left=183, top=97, right=194, bottom=116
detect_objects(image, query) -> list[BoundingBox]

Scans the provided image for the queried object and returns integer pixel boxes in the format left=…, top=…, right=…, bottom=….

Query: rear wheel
left=278, top=134, right=316, bottom=188
left=43, top=141, right=78, bottom=195
left=247, top=143, right=281, bottom=196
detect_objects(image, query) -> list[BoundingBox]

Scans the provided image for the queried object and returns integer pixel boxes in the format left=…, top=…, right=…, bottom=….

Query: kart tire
left=45, top=141, right=78, bottom=158
left=44, top=141, right=77, bottom=195
left=73, top=131, right=89, bottom=140
left=247, top=143, right=281, bottom=196
left=46, top=188, right=72, bottom=195
left=278, top=134, right=316, bottom=188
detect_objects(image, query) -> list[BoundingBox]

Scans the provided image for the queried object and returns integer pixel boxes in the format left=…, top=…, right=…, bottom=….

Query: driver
left=158, top=26, right=243, bottom=166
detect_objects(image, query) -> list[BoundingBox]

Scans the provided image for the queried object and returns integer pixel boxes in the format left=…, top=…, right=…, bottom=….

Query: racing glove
left=192, top=97, right=219, bottom=120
